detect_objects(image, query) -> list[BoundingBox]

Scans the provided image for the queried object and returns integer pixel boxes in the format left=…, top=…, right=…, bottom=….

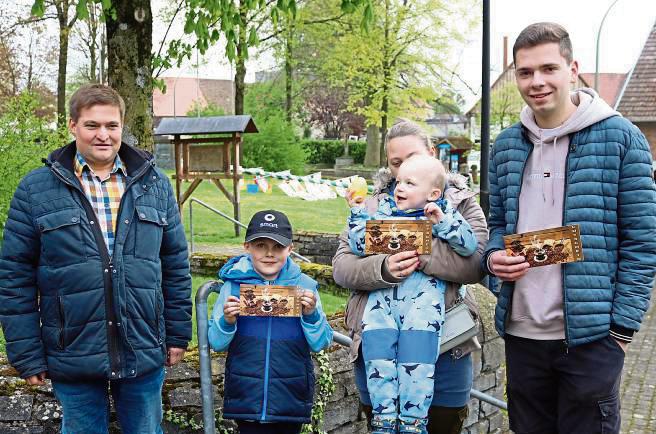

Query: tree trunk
left=379, top=97, right=388, bottom=167
left=105, top=0, right=154, bottom=151
left=27, top=35, right=34, bottom=91
left=284, top=14, right=293, bottom=123
left=379, top=0, right=391, bottom=167
left=87, top=3, right=99, bottom=82
left=234, top=6, right=248, bottom=116
left=365, top=124, right=380, bottom=167
left=100, top=26, right=107, bottom=84
left=56, top=8, right=70, bottom=128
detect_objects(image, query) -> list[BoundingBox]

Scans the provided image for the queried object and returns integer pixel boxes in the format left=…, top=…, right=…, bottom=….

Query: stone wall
left=0, top=254, right=508, bottom=433
left=292, top=231, right=341, bottom=265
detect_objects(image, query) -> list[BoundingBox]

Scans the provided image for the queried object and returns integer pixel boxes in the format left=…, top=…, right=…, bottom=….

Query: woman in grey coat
left=333, top=120, right=488, bottom=434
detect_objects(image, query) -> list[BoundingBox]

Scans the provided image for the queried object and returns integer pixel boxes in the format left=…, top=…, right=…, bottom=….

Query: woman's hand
left=385, top=250, right=420, bottom=279
left=223, top=295, right=241, bottom=324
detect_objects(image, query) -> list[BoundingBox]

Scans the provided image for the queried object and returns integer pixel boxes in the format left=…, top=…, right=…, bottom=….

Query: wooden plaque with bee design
left=364, top=219, right=432, bottom=255
left=239, top=285, right=303, bottom=317
left=503, top=225, right=583, bottom=268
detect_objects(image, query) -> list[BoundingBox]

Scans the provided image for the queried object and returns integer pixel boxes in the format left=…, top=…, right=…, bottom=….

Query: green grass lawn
left=179, top=177, right=351, bottom=247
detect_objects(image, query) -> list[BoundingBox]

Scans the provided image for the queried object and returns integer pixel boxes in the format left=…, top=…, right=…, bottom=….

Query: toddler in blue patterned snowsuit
left=347, top=156, right=477, bottom=434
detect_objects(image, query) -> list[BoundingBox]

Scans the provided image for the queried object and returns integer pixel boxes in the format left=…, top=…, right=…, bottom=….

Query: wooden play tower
left=154, top=115, right=259, bottom=236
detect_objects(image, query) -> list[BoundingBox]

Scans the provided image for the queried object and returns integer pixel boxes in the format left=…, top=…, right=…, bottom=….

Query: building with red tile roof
left=616, top=21, right=656, bottom=161
left=578, top=73, right=626, bottom=107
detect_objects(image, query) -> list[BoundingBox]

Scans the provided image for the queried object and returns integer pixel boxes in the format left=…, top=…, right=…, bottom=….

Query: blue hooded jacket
left=208, top=255, right=333, bottom=423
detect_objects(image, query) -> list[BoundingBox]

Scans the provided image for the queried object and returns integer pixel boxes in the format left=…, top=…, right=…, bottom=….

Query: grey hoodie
left=506, top=88, right=619, bottom=340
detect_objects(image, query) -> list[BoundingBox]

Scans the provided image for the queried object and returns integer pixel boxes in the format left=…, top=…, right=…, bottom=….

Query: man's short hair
left=69, top=84, right=126, bottom=123
left=513, top=22, right=573, bottom=64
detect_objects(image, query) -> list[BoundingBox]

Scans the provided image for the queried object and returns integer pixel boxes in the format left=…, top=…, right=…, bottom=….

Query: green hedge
left=301, top=140, right=366, bottom=165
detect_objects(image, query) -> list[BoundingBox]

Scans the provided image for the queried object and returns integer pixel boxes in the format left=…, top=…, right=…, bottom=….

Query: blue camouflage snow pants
left=361, top=271, right=446, bottom=425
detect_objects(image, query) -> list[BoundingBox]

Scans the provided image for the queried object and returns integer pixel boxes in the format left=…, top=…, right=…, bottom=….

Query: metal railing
left=195, top=280, right=507, bottom=434
left=188, top=198, right=311, bottom=263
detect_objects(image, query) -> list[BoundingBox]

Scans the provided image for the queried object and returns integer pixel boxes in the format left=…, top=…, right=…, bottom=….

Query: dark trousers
left=236, top=420, right=303, bottom=434
left=505, top=334, right=625, bottom=434
left=361, top=403, right=468, bottom=434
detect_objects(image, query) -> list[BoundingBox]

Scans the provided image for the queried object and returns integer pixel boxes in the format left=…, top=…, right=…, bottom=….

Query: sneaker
left=398, top=419, right=428, bottom=434
left=371, top=415, right=397, bottom=434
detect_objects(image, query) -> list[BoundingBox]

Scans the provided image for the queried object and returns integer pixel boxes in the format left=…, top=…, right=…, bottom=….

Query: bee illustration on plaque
left=503, top=225, right=584, bottom=268
left=364, top=219, right=432, bottom=255
left=239, top=285, right=303, bottom=317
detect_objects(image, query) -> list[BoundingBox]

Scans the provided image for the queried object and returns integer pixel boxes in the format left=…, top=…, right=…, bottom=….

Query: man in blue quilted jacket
left=484, top=22, right=656, bottom=433
left=0, top=84, right=192, bottom=433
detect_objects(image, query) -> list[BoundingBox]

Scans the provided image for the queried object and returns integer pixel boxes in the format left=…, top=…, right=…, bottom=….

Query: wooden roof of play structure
left=435, top=136, right=474, bottom=151
left=154, top=115, right=258, bottom=136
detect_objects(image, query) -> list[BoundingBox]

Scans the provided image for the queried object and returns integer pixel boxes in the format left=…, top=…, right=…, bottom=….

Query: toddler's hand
left=424, top=202, right=444, bottom=224
left=223, top=295, right=241, bottom=325
left=346, top=190, right=366, bottom=208
left=300, top=290, right=317, bottom=316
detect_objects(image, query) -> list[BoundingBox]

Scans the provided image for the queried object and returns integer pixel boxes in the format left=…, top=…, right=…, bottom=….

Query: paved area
left=621, top=298, right=656, bottom=433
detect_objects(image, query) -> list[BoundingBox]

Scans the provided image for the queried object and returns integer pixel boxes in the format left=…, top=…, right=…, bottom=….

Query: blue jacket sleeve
left=208, top=281, right=237, bottom=352
left=612, top=129, right=656, bottom=336
left=347, top=206, right=371, bottom=256
left=432, top=199, right=477, bottom=257
left=300, top=283, right=334, bottom=352
left=483, top=143, right=507, bottom=276
left=160, top=172, right=192, bottom=349
left=0, top=176, right=48, bottom=379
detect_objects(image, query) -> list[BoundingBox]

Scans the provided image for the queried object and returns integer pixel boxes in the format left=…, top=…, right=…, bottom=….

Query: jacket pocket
left=36, top=209, right=86, bottom=266
left=598, top=395, right=620, bottom=434
left=134, top=205, right=168, bottom=261
left=155, top=291, right=165, bottom=348
left=57, top=296, right=66, bottom=350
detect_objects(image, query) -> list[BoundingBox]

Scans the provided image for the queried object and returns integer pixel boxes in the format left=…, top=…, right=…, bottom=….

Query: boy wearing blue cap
left=208, top=210, right=333, bottom=434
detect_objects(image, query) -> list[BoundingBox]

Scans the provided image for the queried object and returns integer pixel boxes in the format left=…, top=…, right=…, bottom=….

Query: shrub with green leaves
left=242, top=114, right=306, bottom=175
left=0, top=93, right=67, bottom=232
left=301, top=139, right=366, bottom=165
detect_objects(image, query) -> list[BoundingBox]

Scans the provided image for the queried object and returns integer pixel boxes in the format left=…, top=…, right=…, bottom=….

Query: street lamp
left=595, top=0, right=620, bottom=92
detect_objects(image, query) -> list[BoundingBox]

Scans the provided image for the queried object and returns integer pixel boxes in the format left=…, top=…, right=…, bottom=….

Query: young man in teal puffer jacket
left=484, top=22, right=656, bottom=434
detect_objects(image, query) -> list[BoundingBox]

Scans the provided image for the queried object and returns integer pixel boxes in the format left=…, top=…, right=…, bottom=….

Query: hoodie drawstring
left=551, top=137, right=557, bottom=206
left=540, top=130, right=546, bottom=203
left=538, top=132, right=558, bottom=206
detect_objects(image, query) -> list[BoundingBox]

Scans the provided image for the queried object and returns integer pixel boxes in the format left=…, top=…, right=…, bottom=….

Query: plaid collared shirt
left=74, top=152, right=127, bottom=257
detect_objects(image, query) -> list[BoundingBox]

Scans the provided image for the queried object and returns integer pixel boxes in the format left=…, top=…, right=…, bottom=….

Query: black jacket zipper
left=49, top=160, right=152, bottom=378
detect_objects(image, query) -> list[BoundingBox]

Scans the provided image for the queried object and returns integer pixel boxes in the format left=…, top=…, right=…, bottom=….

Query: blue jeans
left=52, top=367, right=165, bottom=434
